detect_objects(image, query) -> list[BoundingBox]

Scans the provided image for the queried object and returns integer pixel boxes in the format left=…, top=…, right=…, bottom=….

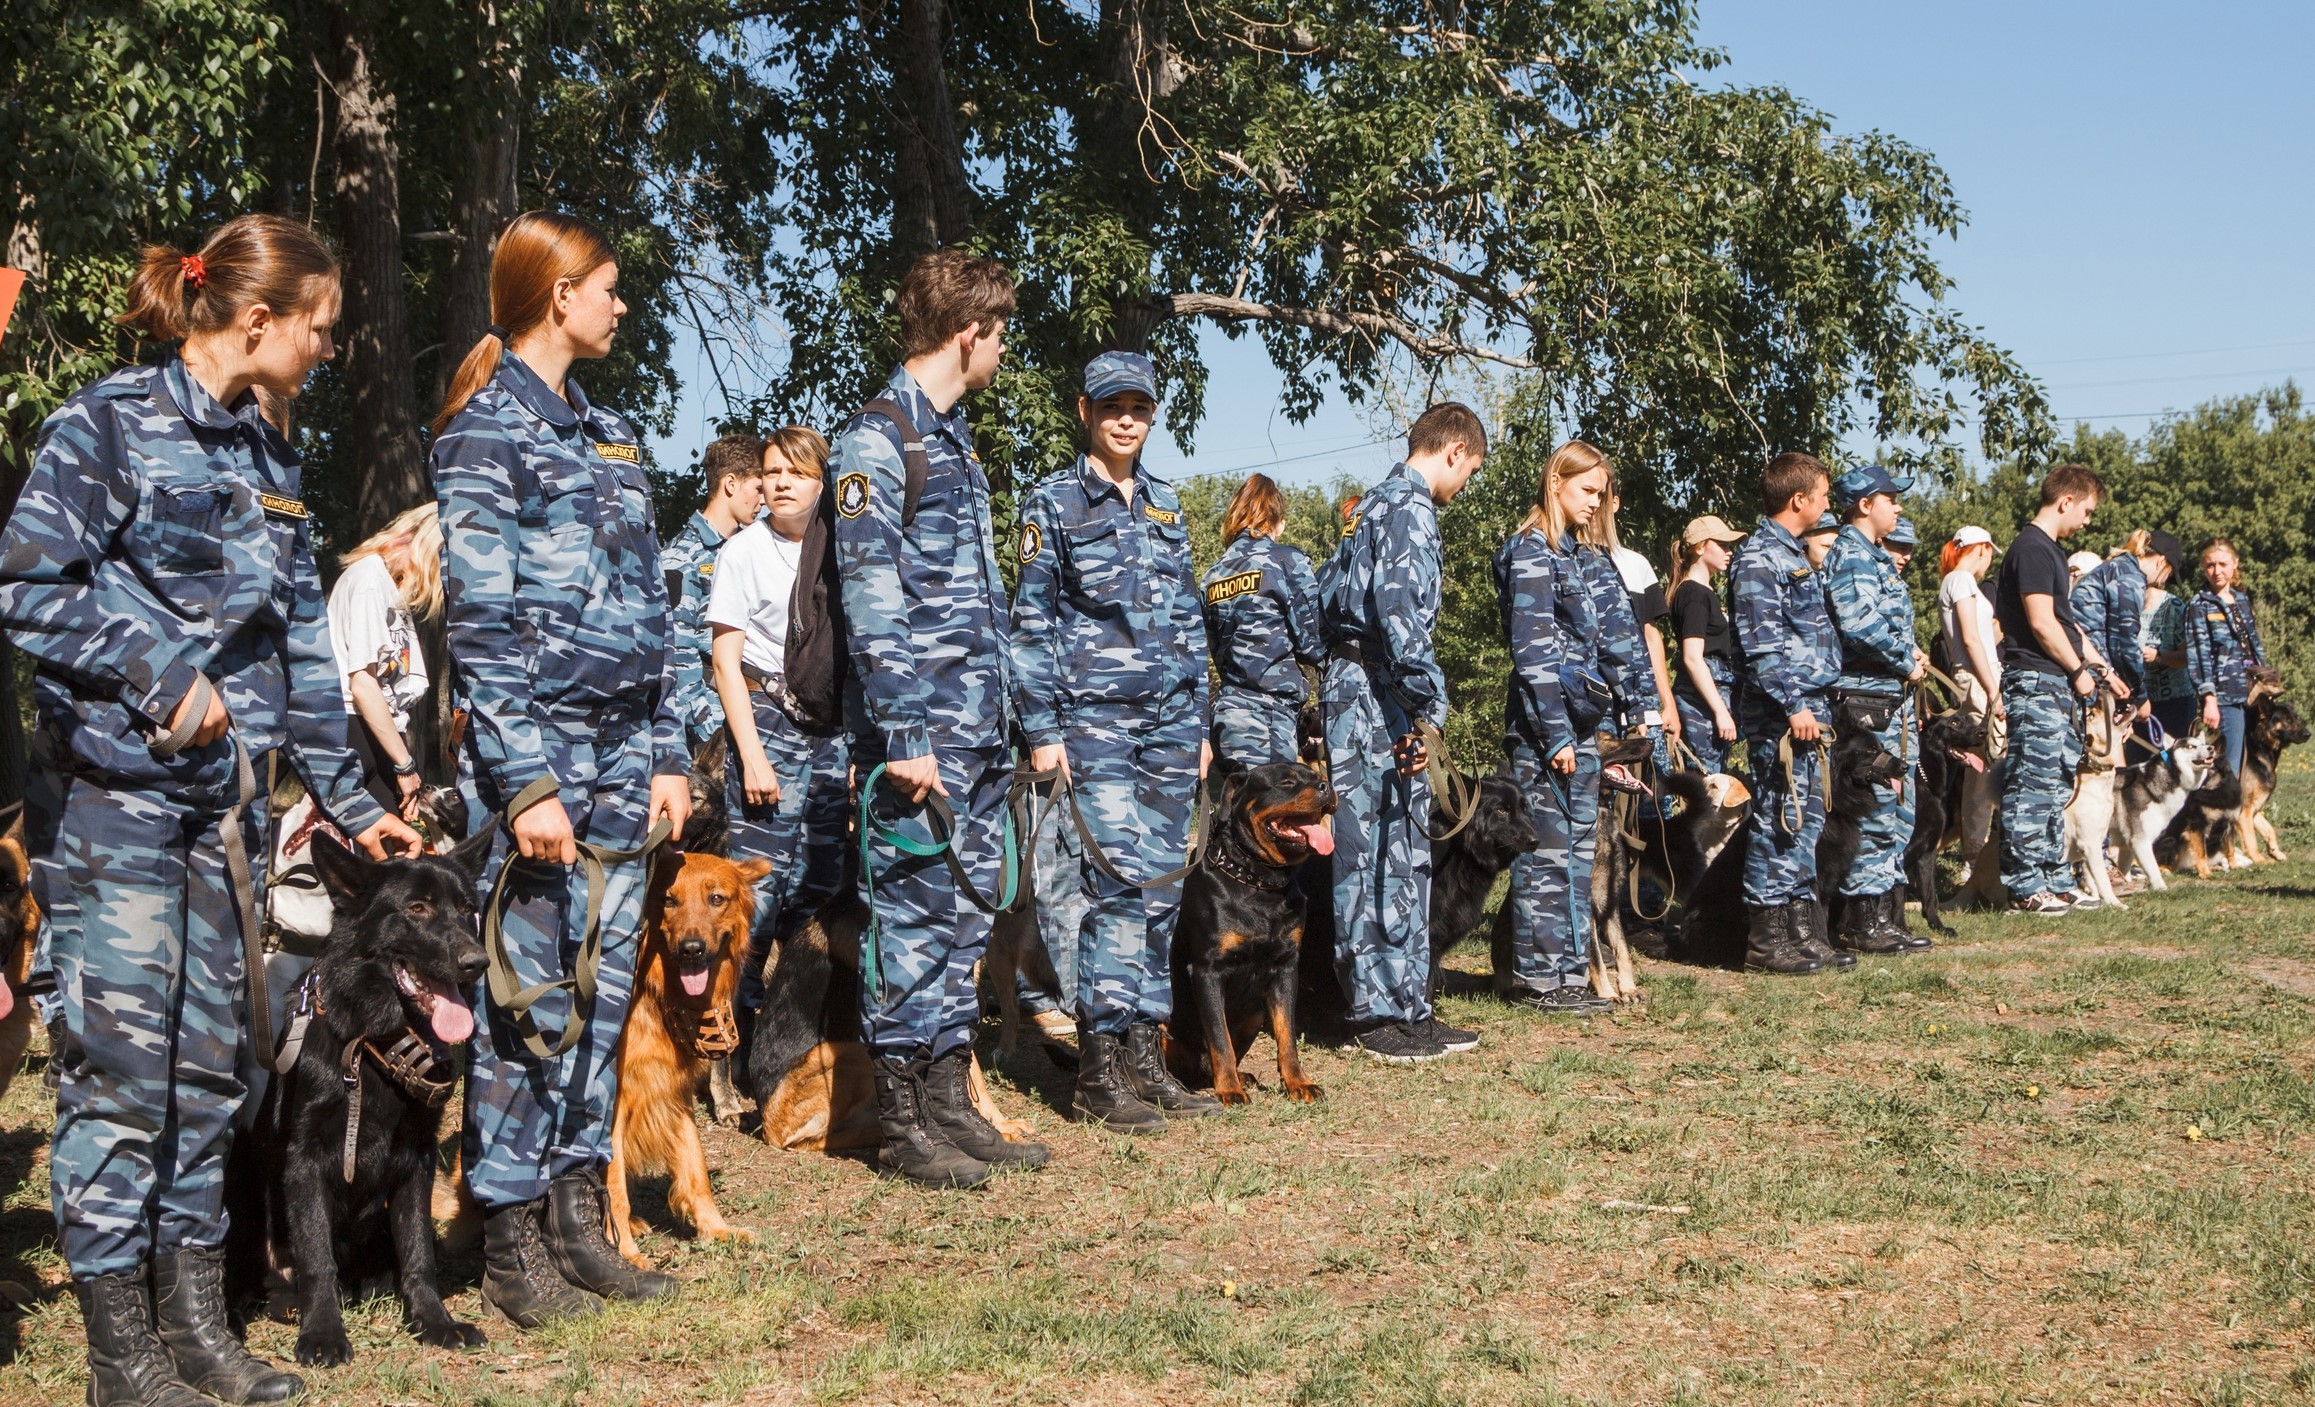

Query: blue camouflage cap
left=1084, top=351, right=1160, bottom=403
left=1803, top=511, right=1842, bottom=538
left=1886, top=515, right=1919, bottom=549
left=1833, top=463, right=1914, bottom=507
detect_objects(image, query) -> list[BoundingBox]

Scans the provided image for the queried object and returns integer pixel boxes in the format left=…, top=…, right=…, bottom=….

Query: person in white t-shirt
left=707, top=427, right=851, bottom=1007
left=329, top=502, right=441, bottom=815
left=1936, top=524, right=2004, bottom=879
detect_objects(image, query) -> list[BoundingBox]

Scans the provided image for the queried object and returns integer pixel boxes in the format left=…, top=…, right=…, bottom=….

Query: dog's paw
left=702, top=1224, right=757, bottom=1245
left=412, top=1317, right=487, bottom=1351
left=295, top=1324, right=355, bottom=1368
left=1285, top=1083, right=1326, bottom=1104
left=1216, top=1088, right=1252, bottom=1107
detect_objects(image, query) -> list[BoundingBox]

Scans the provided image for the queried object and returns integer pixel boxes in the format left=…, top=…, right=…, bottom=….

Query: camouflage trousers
left=1014, top=797, right=1086, bottom=1018
left=1999, top=671, right=2083, bottom=900
left=1212, top=689, right=1300, bottom=772
left=725, top=698, right=850, bottom=1015
left=1837, top=691, right=1917, bottom=897
left=460, top=720, right=655, bottom=1210
left=1741, top=691, right=1830, bottom=907
left=1057, top=701, right=1202, bottom=1035
left=1321, top=659, right=1434, bottom=1026
left=31, top=762, right=270, bottom=1277
left=1504, top=733, right=1601, bottom=991
left=855, top=741, right=1011, bottom=1059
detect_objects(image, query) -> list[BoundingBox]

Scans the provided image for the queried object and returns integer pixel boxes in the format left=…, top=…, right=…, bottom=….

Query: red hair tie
left=179, top=255, right=206, bottom=290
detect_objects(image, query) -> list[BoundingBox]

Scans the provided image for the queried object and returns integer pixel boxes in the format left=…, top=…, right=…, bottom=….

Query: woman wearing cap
left=1937, top=526, right=2004, bottom=876
left=1667, top=517, right=1745, bottom=773
left=1802, top=511, right=1841, bottom=570
left=2186, top=538, right=2268, bottom=775
left=2070, top=530, right=2180, bottom=733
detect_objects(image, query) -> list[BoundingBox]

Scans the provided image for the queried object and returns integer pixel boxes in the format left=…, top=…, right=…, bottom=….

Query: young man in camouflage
left=661, top=431, right=767, bottom=752
left=1729, top=451, right=1843, bottom=975
left=832, top=250, right=1050, bottom=1187
left=1319, top=403, right=1486, bottom=1062
left=1821, top=465, right=1931, bottom=954
left=1013, top=351, right=1221, bottom=1132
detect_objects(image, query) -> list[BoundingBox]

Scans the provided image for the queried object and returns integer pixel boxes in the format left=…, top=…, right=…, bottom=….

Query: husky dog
left=2112, top=731, right=2220, bottom=897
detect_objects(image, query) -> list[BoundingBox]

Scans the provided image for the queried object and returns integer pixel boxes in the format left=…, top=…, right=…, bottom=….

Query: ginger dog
left=607, top=852, right=771, bottom=1263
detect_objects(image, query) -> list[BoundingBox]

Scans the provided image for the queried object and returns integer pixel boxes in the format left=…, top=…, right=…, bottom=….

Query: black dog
left=229, top=830, right=493, bottom=1366
left=1902, top=708, right=1990, bottom=935
left=1168, top=763, right=1338, bottom=1102
left=683, top=731, right=732, bottom=859
left=1814, top=715, right=1909, bottom=928
left=1427, top=774, right=1538, bottom=996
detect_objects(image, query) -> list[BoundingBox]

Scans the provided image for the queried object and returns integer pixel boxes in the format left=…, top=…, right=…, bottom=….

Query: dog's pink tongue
left=0, top=980, right=12, bottom=1022
left=423, top=979, right=474, bottom=1043
left=1300, top=823, right=1335, bottom=857
left=681, top=967, right=709, bottom=998
left=1961, top=753, right=1986, bottom=774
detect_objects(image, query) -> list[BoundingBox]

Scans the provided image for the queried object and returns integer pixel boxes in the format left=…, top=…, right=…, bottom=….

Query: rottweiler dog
left=230, top=830, right=493, bottom=1367
left=1165, top=762, right=1338, bottom=1104
left=1903, top=707, right=1990, bottom=934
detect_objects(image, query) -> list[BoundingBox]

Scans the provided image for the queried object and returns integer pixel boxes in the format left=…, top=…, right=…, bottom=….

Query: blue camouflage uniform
left=1822, top=523, right=1919, bottom=896
left=2071, top=554, right=2148, bottom=700
left=0, top=351, right=385, bottom=1278
left=2186, top=586, right=2266, bottom=775
left=435, top=353, right=687, bottom=1211
left=662, top=510, right=731, bottom=751
left=1495, top=529, right=1647, bottom=993
left=833, top=367, right=1014, bottom=1060
left=1202, top=531, right=1324, bottom=769
left=1729, top=518, right=1843, bottom=907
left=1319, top=465, right=1445, bottom=1028
left=1013, top=455, right=1208, bottom=1035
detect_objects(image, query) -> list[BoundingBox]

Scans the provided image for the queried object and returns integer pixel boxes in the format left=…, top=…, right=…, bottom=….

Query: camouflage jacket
left=1319, top=463, right=1447, bottom=729
left=1201, top=531, right=1323, bottom=710
left=1823, top=523, right=1917, bottom=695
left=0, top=351, right=383, bottom=831
left=433, top=353, right=686, bottom=796
left=2070, top=553, right=2148, bottom=696
left=1730, top=516, right=1841, bottom=716
left=831, top=366, right=1012, bottom=759
left=1011, top=456, right=1207, bottom=744
left=1493, top=529, right=1648, bottom=757
left=1570, top=540, right=1652, bottom=717
left=2185, top=586, right=2267, bottom=705
left=660, top=509, right=729, bottom=746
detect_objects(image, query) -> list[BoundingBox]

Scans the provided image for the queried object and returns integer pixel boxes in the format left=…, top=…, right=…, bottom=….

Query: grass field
left=4, top=781, right=2314, bottom=1406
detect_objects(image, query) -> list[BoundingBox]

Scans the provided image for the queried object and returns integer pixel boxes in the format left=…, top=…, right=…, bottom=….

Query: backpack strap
left=859, top=396, right=931, bottom=527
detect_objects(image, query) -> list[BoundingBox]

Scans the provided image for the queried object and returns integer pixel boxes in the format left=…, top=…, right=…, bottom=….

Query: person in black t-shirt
left=1668, top=515, right=1746, bottom=773
left=1994, top=463, right=2121, bottom=915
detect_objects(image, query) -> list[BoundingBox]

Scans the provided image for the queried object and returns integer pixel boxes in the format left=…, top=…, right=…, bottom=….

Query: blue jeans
left=2217, top=702, right=2247, bottom=775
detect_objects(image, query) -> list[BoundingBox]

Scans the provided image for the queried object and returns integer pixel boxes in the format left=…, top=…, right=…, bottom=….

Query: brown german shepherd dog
left=606, top=852, right=772, bottom=1264
left=0, top=810, right=40, bottom=1107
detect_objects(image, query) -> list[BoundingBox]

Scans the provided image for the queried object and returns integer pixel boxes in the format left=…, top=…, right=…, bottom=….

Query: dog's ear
left=733, top=857, right=774, bottom=886
left=444, top=825, right=496, bottom=882
left=311, top=832, right=381, bottom=908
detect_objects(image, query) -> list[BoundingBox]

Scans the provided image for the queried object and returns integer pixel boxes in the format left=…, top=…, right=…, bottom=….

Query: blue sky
left=652, top=1, right=2315, bottom=488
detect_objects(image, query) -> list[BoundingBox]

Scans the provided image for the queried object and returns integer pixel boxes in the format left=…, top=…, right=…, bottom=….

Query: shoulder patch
left=1144, top=503, right=1180, bottom=527
left=836, top=472, right=870, bottom=518
left=1019, top=521, right=1043, bottom=564
left=1205, top=569, right=1263, bottom=605
left=593, top=440, right=641, bottom=464
left=257, top=492, right=308, bottom=521
left=1789, top=569, right=1813, bottom=581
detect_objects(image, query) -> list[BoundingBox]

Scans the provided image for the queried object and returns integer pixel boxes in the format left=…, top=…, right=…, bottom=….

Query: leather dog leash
left=483, top=776, right=672, bottom=1061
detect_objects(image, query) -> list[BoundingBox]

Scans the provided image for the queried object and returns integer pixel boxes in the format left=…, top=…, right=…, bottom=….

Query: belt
left=1328, top=640, right=1365, bottom=666
left=739, top=663, right=786, bottom=697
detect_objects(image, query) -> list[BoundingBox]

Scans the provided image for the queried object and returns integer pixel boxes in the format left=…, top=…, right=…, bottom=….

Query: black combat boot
left=873, top=1053, right=994, bottom=1188
left=1831, top=892, right=1902, bottom=955
left=1882, top=889, right=1933, bottom=950
left=481, top=1200, right=604, bottom=1328
left=545, top=1170, right=677, bottom=1301
left=1743, top=904, right=1822, bottom=976
left=1120, top=1023, right=1223, bottom=1117
left=923, top=1048, right=1051, bottom=1168
left=151, top=1248, right=302, bottom=1404
left=1071, top=1024, right=1167, bottom=1134
left=1794, top=899, right=1857, bottom=969
left=76, top=1269, right=210, bottom=1407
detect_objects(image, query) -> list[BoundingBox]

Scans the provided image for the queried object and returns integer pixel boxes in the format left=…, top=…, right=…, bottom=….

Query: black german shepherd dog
left=1902, top=708, right=1990, bottom=935
left=1813, top=709, right=1909, bottom=929
left=229, top=830, right=493, bottom=1366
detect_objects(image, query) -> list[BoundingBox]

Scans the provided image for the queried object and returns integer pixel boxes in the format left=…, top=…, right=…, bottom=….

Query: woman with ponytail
left=1667, top=516, right=1747, bottom=773
left=430, top=211, right=691, bottom=1327
left=0, top=215, right=419, bottom=1406
left=1201, top=472, right=1326, bottom=770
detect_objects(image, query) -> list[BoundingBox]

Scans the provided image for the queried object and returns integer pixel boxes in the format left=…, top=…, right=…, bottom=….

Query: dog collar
left=341, top=1030, right=456, bottom=1184
left=1205, top=840, right=1295, bottom=892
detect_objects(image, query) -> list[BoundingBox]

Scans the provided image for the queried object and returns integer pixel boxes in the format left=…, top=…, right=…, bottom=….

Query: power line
left=2034, top=335, right=2315, bottom=368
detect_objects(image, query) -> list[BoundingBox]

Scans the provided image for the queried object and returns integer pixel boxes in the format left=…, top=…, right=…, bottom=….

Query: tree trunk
left=330, top=7, right=427, bottom=540
left=1088, top=0, right=1174, bottom=353
left=433, top=0, right=522, bottom=409
left=886, top=0, right=972, bottom=258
